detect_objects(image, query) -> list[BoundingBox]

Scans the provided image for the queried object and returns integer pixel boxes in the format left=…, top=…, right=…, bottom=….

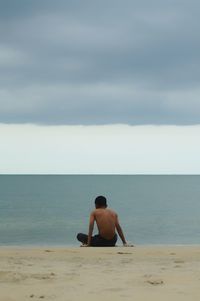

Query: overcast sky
left=0, top=1, right=200, bottom=173
left=1, top=0, right=200, bottom=125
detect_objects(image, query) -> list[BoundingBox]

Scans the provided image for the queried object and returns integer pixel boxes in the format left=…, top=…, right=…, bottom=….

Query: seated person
left=77, top=195, right=132, bottom=247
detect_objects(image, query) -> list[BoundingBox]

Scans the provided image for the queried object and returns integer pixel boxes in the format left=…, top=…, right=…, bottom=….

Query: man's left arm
left=87, top=211, right=95, bottom=246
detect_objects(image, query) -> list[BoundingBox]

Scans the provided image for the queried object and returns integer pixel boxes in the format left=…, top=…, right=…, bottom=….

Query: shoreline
left=0, top=245, right=200, bottom=300
left=0, top=243, right=200, bottom=248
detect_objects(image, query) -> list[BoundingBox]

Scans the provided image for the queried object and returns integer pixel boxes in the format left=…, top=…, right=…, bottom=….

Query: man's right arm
left=115, top=214, right=127, bottom=245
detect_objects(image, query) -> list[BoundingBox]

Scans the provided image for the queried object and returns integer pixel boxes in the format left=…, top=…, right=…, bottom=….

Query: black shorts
left=77, top=233, right=117, bottom=247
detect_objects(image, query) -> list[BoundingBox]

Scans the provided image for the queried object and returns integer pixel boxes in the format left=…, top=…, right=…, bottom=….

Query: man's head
left=95, top=195, right=107, bottom=209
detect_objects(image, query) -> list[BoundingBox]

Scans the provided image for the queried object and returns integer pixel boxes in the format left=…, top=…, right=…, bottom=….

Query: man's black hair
left=95, top=195, right=107, bottom=208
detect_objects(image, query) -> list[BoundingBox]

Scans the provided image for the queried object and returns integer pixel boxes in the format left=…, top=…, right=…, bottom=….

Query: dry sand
left=0, top=246, right=200, bottom=301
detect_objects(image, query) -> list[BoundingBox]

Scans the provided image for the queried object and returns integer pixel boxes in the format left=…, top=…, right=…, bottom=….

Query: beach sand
left=0, top=246, right=200, bottom=301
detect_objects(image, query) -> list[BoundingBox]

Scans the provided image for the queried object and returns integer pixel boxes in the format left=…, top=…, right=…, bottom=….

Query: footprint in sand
left=31, top=273, right=55, bottom=280
left=144, top=275, right=164, bottom=286
left=0, top=271, right=26, bottom=283
left=29, top=294, right=46, bottom=299
left=117, top=252, right=132, bottom=255
left=174, top=265, right=182, bottom=268
left=146, top=279, right=164, bottom=286
left=171, top=260, right=185, bottom=269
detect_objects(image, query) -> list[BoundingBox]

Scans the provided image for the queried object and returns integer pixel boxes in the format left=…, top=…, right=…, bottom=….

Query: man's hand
left=80, top=244, right=90, bottom=247
left=123, top=243, right=134, bottom=247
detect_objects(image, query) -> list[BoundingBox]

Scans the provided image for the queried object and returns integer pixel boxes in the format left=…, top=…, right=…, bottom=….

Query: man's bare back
left=91, top=208, right=117, bottom=239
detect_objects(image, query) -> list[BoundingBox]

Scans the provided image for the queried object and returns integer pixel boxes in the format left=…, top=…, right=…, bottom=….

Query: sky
left=0, top=0, right=200, bottom=173
left=1, top=124, right=200, bottom=174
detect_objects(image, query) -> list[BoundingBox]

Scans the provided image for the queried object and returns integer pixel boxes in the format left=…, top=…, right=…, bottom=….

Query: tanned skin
left=85, top=205, right=128, bottom=247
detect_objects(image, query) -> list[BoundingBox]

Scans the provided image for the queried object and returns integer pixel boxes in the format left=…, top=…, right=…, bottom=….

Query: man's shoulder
left=90, top=209, right=102, bottom=215
left=107, top=208, right=118, bottom=216
left=91, top=208, right=118, bottom=216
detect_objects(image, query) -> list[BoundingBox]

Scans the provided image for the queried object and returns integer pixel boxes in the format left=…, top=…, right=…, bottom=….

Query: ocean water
left=0, top=175, right=200, bottom=246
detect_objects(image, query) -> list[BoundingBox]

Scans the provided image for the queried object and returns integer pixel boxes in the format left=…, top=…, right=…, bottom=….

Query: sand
left=0, top=246, right=200, bottom=301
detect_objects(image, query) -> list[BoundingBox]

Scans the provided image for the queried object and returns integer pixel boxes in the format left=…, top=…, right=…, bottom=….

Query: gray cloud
left=0, top=0, right=200, bottom=125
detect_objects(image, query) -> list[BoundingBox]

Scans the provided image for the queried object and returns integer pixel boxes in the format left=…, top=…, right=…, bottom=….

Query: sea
left=0, top=175, right=200, bottom=246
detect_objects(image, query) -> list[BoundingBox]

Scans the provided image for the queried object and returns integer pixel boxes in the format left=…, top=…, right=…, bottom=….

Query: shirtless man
left=77, top=196, right=130, bottom=247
